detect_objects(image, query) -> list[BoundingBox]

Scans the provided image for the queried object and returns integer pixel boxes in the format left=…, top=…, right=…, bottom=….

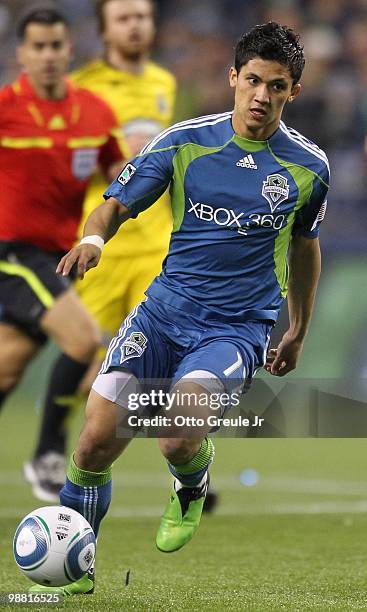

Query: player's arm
left=56, top=197, right=130, bottom=279
left=266, top=154, right=329, bottom=377
left=265, top=236, right=321, bottom=376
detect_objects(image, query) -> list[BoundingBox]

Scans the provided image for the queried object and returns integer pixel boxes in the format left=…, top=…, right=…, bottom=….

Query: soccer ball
left=13, top=506, right=96, bottom=587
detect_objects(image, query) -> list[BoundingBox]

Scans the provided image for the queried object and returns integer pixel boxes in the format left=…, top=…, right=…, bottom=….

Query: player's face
left=17, top=24, right=71, bottom=88
left=229, top=58, right=301, bottom=140
left=102, top=0, right=155, bottom=59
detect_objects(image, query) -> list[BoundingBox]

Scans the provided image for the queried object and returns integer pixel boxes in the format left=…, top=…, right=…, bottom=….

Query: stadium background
left=1, top=1, right=367, bottom=608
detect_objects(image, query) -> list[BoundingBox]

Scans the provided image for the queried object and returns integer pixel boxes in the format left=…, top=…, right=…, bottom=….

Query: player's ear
left=288, top=82, right=301, bottom=102
left=229, top=67, right=238, bottom=89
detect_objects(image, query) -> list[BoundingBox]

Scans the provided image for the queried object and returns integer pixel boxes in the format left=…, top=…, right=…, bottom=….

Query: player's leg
left=156, top=322, right=271, bottom=553
left=156, top=323, right=272, bottom=552
left=25, top=287, right=101, bottom=501
left=61, top=387, right=133, bottom=534
left=156, top=376, right=219, bottom=552
left=0, top=241, right=63, bottom=414
left=0, top=323, right=40, bottom=412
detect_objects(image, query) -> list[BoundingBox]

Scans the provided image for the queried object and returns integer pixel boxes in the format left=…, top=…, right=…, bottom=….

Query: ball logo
left=16, top=528, right=37, bottom=556
left=83, top=549, right=94, bottom=565
left=58, top=513, right=71, bottom=522
left=262, top=174, right=289, bottom=212
left=77, top=544, right=96, bottom=572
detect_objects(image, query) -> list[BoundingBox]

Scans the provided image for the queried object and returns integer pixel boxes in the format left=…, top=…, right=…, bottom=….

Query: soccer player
left=27, top=0, right=177, bottom=499
left=0, top=8, right=123, bottom=476
left=31, top=22, right=329, bottom=595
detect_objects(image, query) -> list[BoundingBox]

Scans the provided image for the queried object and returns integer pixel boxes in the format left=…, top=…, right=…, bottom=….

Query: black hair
left=235, top=22, right=305, bottom=84
left=17, top=8, right=69, bottom=40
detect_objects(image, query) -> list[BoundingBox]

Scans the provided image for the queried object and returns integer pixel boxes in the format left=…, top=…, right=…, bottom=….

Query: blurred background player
left=0, top=7, right=123, bottom=496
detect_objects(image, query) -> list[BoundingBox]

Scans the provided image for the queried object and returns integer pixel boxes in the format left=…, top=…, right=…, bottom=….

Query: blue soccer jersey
left=105, top=112, right=330, bottom=323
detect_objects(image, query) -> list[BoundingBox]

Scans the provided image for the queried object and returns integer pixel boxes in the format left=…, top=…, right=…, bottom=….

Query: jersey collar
left=101, top=57, right=148, bottom=79
left=230, top=116, right=283, bottom=152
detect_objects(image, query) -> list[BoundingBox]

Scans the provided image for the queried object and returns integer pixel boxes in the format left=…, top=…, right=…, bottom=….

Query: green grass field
left=2, top=392, right=367, bottom=610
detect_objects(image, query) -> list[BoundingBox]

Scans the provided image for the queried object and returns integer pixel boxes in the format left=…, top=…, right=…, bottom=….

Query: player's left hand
left=264, top=332, right=304, bottom=377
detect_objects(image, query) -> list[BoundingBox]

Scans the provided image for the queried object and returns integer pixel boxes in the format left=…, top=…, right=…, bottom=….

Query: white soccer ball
left=13, top=506, right=96, bottom=587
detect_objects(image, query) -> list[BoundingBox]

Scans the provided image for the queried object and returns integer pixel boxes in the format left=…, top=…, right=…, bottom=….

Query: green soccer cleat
left=28, top=568, right=94, bottom=597
left=156, top=475, right=209, bottom=553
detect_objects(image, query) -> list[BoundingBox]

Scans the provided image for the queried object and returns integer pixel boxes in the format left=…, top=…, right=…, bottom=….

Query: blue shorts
left=101, top=295, right=272, bottom=395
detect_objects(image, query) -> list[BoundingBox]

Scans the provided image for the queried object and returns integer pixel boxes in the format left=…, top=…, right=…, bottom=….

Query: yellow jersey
left=71, top=59, right=176, bottom=257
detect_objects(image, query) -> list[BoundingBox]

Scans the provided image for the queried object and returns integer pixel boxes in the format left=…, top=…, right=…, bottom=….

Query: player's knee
left=75, top=401, right=117, bottom=471
left=0, top=352, right=32, bottom=392
left=75, top=430, right=112, bottom=471
left=159, top=438, right=200, bottom=465
left=0, top=332, right=38, bottom=391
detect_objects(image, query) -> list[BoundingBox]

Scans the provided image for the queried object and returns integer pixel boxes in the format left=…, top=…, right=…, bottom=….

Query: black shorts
left=0, top=241, right=72, bottom=344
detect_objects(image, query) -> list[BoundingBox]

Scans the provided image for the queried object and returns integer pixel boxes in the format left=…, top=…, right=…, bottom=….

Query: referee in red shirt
left=0, top=8, right=123, bottom=499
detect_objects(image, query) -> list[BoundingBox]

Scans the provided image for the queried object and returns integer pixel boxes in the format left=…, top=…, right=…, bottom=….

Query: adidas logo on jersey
left=236, top=154, right=257, bottom=169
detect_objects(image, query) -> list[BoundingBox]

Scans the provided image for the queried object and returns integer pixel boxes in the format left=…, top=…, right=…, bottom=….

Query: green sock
left=168, top=437, right=215, bottom=486
left=66, top=454, right=112, bottom=487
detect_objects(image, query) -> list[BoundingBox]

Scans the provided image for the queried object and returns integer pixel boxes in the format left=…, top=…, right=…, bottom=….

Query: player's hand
left=56, top=244, right=101, bottom=280
left=264, top=332, right=304, bottom=377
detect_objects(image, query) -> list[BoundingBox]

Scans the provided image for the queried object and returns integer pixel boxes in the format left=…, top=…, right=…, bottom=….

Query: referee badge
left=72, top=149, right=98, bottom=180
